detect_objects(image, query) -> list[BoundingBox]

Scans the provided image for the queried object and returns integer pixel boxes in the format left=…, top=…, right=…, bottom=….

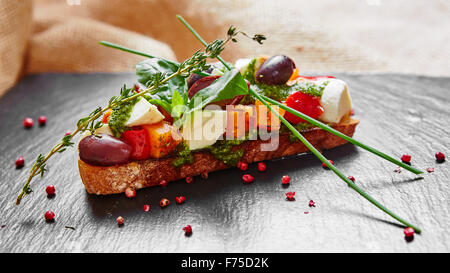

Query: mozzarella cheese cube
left=181, top=110, right=228, bottom=150
left=318, top=79, right=352, bottom=124
left=125, top=98, right=164, bottom=127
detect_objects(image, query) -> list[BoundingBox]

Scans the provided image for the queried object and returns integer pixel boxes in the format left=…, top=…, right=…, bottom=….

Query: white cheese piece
left=235, top=58, right=252, bottom=75
left=318, top=79, right=353, bottom=124
left=95, top=124, right=113, bottom=135
left=125, top=98, right=164, bottom=127
left=181, top=110, right=228, bottom=150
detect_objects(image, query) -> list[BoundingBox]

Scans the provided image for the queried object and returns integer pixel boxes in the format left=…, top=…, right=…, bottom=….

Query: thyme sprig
left=16, top=30, right=248, bottom=205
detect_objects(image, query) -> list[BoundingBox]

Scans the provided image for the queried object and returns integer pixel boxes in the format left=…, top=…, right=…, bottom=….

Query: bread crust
left=78, top=118, right=359, bottom=195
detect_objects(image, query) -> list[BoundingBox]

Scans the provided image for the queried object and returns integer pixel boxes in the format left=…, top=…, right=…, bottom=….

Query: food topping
left=284, top=91, right=324, bottom=124
left=79, top=134, right=132, bottom=166
left=120, top=127, right=151, bottom=160
left=181, top=110, right=227, bottom=151
left=256, top=55, right=296, bottom=85
left=348, top=176, right=356, bottom=182
left=318, top=79, right=352, bottom=124
left=309, top=200, right=316, bottom=207
left=143, top=122, right=181, bottom=158
left=143, top=205, right=150, bottom=212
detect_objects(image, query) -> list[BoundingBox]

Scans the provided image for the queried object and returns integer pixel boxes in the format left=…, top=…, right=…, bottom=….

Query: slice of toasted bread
left=78, top=118, right=359, bottom=195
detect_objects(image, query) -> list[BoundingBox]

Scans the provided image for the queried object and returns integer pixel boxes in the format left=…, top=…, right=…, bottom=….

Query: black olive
left=255, top=55, right=296, bottom=85
left=79, top=134, right=132, bottom=166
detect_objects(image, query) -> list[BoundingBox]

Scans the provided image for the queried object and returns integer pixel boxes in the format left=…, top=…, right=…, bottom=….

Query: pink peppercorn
left=257, top=162, right=266, bottom=172
left=15, top=156, right=25, bottom=168
left=45, top=211, right=55, bottom=221
left=242, top=174, right=254, bottom=183
left=46, top=185, right=55, bottom=195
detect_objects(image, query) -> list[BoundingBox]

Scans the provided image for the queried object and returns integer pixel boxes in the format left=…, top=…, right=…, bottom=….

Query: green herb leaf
left=136, top=58, right=188, bottom=112
left=188, top=68, right=248, bottom=113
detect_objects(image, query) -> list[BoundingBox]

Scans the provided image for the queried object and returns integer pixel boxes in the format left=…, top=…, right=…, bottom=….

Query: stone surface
left=0, top=73, right=448, bottom=252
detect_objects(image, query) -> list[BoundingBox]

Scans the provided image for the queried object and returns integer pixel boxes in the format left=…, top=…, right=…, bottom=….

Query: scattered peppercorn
left=176, top=196, right=186, bottom=204
left=125, top=187, right=136, bottom=198
left=201, top=172, right=209, bottom=179
left=143, top=205, right=150, bottom=212
left=322, top=160, right=334, bottom=169
left=242, top=174, right=254, bottom=183
left=237, top=162, right=248, bottom=171
left=427, top=168, right=434, bottom=173
left=159, top=180, right=168, bottom=187
left=309, top=200, right=316, bottom=207
left=45, top=210, right=55, bottom=222
left=160, top=198, right=170, bottom=208
left=286, top=192, right=295, bottom=201
left=15, top=156, right=25, bottom=168
left=183, top=225, right=192, bottom=236
left=258, top=162, right=267, bottom=172
left=401, top=154, right=411, bottom=164
left=186, top=177, right=194, bottom=184
left=403, top=227, right=414, bottom=238
left=46, top=185, right=55, bottom=195
left=116, top=216, right=124, bottom=226
left=23, top=118, right=34, bottom=128
left=38, top=116, right=47, bottom=126
left=435, top=152, right=445, bottom=163
left=348, top=176, right=355, bottom=182
left=281, top=175, right=290, bottom=185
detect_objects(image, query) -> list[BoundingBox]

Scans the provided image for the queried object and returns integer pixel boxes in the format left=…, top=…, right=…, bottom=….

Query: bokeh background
left=1, top=0, right=449, bottom=97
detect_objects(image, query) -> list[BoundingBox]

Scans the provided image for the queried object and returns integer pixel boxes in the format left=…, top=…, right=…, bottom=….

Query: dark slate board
left=0, top=73, right=449, bottom=253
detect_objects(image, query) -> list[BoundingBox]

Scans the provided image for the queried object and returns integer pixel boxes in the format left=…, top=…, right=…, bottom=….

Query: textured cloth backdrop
left=1, top=0, right=449, bottom=97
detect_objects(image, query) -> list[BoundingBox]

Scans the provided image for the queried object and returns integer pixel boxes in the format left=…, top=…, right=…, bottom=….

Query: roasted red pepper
left=284, top=91, right=324, bottom=124
left=121, top=127, right=151, bottom=160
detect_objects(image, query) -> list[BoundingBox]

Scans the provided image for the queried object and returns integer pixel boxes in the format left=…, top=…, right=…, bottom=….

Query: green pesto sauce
left=108, top=97, right=139, bottom=138
left=243, top=58, right=257, bottom=84
left=281, top=122, right=317, bottom=143
left=172, top=139, right=246, bottom=168
left=173, top=141, right=194, bottom=168
left=208, top=139, right=246, bottom=166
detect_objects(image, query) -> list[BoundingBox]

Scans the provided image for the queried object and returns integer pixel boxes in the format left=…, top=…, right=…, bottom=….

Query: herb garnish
left=16, top=23, right=262, bottom=205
